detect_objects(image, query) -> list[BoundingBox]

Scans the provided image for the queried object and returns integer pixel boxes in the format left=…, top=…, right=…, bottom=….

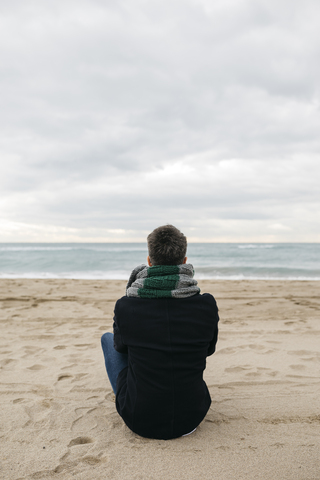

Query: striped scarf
left=126, top=264, right=200, bottom=299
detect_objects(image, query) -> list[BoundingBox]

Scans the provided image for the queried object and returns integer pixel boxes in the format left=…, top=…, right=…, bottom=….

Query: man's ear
left=183, top=257, right=187, bottom=264
left=147, top=256, right=152, bottom=266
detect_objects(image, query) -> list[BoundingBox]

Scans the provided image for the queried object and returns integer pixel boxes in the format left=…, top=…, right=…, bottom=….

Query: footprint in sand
left=50, top=429, right=107, bottom=475
left=290, top=364, right=306, bottom=370
left=54, top=450, right=104, bottom=475
left=71, top=373, right=88, bottom=383
left=288, top=350, right=320, bottom=356
left=105, top=391, right=116, bottom=402
left=216, top=347, right=237, bottom=355
left=217, top=344, right=274, bottom=355
left=57, top=374, right=73, bottom=381
left=61, top=363, right=77, bottom=370
left=225, top=366, right=251, bottom=373
left=27, top=364, right=46, bottom=370
left=68, top=436, right=94, bottom=446
left=23, top=399, right=53, bottom=427
left=1, top=358, right=17, bottom=369
left=248, top=344, right=269, bottom=351
left=74, top=344, right=95, bottom=349
left=23, top=346, right=46, bottom=355
left=71, top=407, right=100, bottom=432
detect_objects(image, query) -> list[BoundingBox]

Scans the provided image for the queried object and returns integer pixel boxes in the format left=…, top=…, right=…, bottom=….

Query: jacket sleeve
left=207, top=303, right=219, bottom=356
left=113, top=300, right=128, bottom=354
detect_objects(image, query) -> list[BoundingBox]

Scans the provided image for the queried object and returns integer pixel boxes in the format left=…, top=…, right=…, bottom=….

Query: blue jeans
left=101, top=332, right=128, bottom=394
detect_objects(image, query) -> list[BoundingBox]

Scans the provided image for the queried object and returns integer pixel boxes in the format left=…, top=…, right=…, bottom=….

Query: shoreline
left=1, top=279, right=319, bottom=479
left=1, top=276, right=320, bottom=282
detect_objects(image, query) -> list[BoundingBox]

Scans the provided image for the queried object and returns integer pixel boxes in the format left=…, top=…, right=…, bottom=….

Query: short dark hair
left=147, top=225, right=187, bottom=265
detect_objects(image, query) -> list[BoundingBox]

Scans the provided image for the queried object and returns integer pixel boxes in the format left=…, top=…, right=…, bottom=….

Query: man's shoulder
left=115, top=292, right=217, bottom=308
left=114, top=295, right=143, bottom=312
left=192, top=292, right=218, bottom=310
left=199, top=292, right=217, bottom=304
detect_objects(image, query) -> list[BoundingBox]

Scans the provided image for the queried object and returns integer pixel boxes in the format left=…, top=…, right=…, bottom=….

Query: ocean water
left=0, top=243, right=319, bottom=280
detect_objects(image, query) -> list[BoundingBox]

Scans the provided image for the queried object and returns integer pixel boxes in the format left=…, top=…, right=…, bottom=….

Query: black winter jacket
left=113, top=292, right=219, bottom=439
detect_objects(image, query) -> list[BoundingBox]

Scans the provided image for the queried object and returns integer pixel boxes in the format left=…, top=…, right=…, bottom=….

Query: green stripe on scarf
left=144, top=274, right=180, bottom=291
left=147, top=265, right=180, bottom=277
left=138, top=288, right=174, bottom=298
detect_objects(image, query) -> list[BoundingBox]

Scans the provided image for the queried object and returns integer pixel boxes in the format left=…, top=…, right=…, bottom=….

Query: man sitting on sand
left=101, top=225, right=219, bottom=440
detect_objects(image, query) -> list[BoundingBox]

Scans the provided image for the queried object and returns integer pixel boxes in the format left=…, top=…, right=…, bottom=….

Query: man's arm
left=113, top=301, right=128, bottom=354
left=207, top=306, right=219, bottom=356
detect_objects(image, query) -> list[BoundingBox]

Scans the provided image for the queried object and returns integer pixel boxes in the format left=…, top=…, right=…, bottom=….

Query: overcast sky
left=1, top=0, right=319, bottom=242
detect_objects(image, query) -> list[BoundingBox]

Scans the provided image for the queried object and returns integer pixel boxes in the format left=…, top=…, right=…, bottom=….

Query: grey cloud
left=1, top=0, right=320, bottom=240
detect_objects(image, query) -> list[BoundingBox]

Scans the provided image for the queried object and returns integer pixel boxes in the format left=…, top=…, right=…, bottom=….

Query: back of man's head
left=147, top=225, right=187, bottom=266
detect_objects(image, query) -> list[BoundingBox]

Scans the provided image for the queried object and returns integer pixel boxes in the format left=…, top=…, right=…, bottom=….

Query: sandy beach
left=0, top=279, right=319, bottom=480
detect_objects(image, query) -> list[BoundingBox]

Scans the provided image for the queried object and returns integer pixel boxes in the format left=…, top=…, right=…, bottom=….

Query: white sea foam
left=0, top=271, right=131, bottom=280
left=1, top=271, right=319, bottom=281
left=0, top=246, right=75, bottom=251
left=196, top=273, right=320, bottom=281
left=0, top=245, right=146, bottom=252
left=237, top=244, right=274, bottom=249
